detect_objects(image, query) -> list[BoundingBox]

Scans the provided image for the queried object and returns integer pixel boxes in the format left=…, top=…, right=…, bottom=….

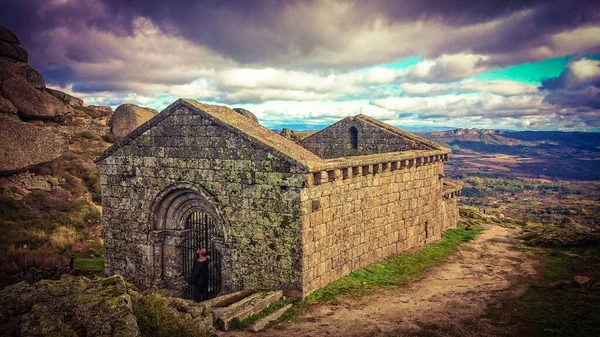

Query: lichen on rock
left=0, top=275, right=141, bottom=337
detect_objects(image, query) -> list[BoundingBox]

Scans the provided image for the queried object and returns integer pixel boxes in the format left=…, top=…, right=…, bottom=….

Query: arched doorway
left=149, top=183, right=230, bottom=298
left=183, top=211, right=222, bottom=300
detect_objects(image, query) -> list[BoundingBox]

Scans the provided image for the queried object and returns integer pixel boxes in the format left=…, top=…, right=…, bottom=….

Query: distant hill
left=420, top=129, right=600, bottom=181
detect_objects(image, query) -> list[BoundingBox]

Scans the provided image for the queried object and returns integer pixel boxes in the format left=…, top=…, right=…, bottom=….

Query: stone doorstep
left=248, top=303, right=293, bottom=332
left=214, top=290, right=284, bottom=331
left=203, top=289, right=256, bottom=308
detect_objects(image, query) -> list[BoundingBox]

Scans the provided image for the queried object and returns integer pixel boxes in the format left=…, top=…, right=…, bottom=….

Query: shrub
left=50, top=226, right=79, bottom=252
left=102, top=132, right=120, bottom=143
left=83, top=208, right=102, bottom=226
left=75, top=131, right=98, bottom=140
left=0, top=246, right=65, bottom=274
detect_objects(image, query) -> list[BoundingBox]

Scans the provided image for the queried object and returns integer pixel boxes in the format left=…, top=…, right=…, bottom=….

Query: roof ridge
left=354, top=114, right=443, bottom=150
left=95, top=99, right=183, bottom=163
left=96, top=98, right=325, bottom=167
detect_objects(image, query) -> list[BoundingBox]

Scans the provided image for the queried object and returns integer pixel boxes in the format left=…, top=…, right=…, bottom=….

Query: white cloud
left=406, top=54, right=490, bottom=81
left=569, top=58, right=600, bottom=81
left=400, top=80, right=538, bottom=96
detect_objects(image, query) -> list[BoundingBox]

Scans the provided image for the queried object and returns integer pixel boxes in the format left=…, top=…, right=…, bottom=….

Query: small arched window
left=350, top=126, right=358, bottom=149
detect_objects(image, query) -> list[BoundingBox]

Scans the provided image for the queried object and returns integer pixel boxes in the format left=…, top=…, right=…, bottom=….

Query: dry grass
left=0, top=245, right=65, bottom=274
left=49, top=226, right=80, bottom=252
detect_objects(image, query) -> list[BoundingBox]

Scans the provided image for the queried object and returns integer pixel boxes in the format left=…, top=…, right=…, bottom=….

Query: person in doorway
left=191, top=247, right=210, bottom=302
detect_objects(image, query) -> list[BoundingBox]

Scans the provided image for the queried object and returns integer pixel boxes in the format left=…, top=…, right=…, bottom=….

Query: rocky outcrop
left=45, top=87, right=84, bottom=108
left=7, top=171, right=61, bottom=191
left=1, top=76, right=74, bottom=119
left=0, top=275, right=140, bottom=337
left=0, top=26, right=76, bottom=119
left=110, top=104, right=158, bottom=137
left=0, top=114, right=69, bottom=174
left=233, top=107, right=259, bottom=124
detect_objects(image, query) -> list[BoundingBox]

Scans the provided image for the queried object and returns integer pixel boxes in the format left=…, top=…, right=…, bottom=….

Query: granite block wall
left=300, top=160, right=449, bottom=296
left=299, top=116, right=430, bottom=158
left=98, top=105, right=307, bottom=295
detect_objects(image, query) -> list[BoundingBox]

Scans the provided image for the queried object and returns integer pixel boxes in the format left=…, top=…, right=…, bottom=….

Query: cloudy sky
left=2, top=0, right=600, bottom=131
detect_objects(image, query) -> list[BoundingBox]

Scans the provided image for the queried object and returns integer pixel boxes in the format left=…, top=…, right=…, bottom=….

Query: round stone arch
left=148, top=182, right=232, bottom=296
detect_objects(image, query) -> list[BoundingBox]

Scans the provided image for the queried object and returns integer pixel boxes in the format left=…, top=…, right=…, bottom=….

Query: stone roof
left=95, top=98, right=324, bottom=167
left=353, top=114, right=445, bottom=150
left=300, top=114, right=444, bottom=151
left=96, top=99, right=450, bottom=171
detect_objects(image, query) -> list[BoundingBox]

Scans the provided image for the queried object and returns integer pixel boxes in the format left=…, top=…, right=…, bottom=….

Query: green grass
left=229, top=297, right=295, bottom=330
left=305, top=228, right=483, bottom=304
left=73, top=257, right=105, bottom=273
left=486, top=245, right=600, bottom=336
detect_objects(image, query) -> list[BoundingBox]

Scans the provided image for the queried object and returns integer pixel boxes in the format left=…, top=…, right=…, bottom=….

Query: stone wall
left=97, top=105, right=307, bottom=295
left=300, top=159, right=451, bottom=296
left=299, top=116, right=431, bottom=158
left=440, top=192, right=460, bottom=232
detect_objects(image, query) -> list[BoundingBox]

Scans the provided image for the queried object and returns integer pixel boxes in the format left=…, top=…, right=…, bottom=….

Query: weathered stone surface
left=233, top=107, right=259, bottom=123
left=110, top=103, right=158, bottom=137
left=299, top=114, right=435, bottom=158
left=0, top=56, right=30, bottom=81
left=0, top=114, right=68, bottom=174
left=7, top=171, right=61, bottom=191
left=97, top=99, right=458, bottom=300
left=26, top=67, right=45, bottom=88
left=0, top=94, right=17, bottom=114
left=45, top=87, right=84, bottom=107
left=0, top=39, right=27, bottom=62
left=0, top=275, right=140, bottom=337
left=248, top=303, right=292, bottom=332
left=214, top=290, right=283, bottom=331
left=1, top=76, right=74, bottom=118
left=0, top=26, right=20, bottom=44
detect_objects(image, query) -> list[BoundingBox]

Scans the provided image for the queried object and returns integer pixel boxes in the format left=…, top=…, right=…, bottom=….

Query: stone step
left=203, top=289, right=255, bottom=308
left=248, top=303, right=293, bottom=332
left=214, top=290, right=283, bottom=331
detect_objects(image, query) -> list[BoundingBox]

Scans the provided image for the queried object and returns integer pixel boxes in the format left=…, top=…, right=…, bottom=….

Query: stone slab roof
left=95, top=98, right=324, bottom=167
left=96, top=99, right=451, bottom=173
left=353, top=114, right=445, bottom=150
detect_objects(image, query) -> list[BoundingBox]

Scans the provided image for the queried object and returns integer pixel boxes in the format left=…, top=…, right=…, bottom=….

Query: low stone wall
left=300, top=159, right=449, bottom=296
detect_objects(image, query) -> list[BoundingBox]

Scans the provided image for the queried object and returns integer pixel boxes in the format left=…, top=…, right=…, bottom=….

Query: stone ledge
left=304, top=150, right=449, bottom=187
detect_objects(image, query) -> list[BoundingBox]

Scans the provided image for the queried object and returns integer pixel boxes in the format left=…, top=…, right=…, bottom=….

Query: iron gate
left=183, top=211, right=222, bottom=300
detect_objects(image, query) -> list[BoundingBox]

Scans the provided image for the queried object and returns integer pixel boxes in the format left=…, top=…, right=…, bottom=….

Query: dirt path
left=224, top=225, right=540, bottom=337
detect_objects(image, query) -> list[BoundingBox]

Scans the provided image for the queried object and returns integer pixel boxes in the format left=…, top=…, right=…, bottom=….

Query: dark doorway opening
left=183, top=211, right=222, bottom=300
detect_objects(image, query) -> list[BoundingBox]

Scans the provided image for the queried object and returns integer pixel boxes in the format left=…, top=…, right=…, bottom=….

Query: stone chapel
left=96, top=98, right=461, bottom=299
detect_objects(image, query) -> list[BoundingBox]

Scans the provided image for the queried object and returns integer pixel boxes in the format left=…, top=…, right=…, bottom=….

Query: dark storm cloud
left=541, top=57, right=600, bottom=110
left=0, top=0, right=599, bottom=130
left=2, top=0, right=599, bottom=70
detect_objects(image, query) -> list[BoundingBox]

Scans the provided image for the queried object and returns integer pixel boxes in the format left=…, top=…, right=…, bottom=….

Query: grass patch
left=305, top=228, right=483, bottom=304
left=73, top=257, right=105, bottom=273
left=486, top=245, right=600, bottom=336
left=229, top=297, right=294, bottom=330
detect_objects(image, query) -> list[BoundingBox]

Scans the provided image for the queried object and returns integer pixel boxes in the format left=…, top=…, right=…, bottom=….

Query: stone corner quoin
left=97, top=98, right=461, bottom=299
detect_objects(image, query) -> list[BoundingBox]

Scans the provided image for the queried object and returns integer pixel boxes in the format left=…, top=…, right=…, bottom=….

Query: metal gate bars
left=183, top=211, right=222, bottom=300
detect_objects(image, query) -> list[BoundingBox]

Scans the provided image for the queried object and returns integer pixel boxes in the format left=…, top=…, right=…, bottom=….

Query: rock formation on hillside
left=110, top=103, right=158, bottom=137
left=0, top=274, right=216, bottom=337
left=233, top=107, right=259, bottom=123
left=0, top=275, right=140, bottom=337
left=0, top=26, right=114, bottom=176
left=0, top=26, right=80, bottom=119
left=0, top=114, right=69, bottom=174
